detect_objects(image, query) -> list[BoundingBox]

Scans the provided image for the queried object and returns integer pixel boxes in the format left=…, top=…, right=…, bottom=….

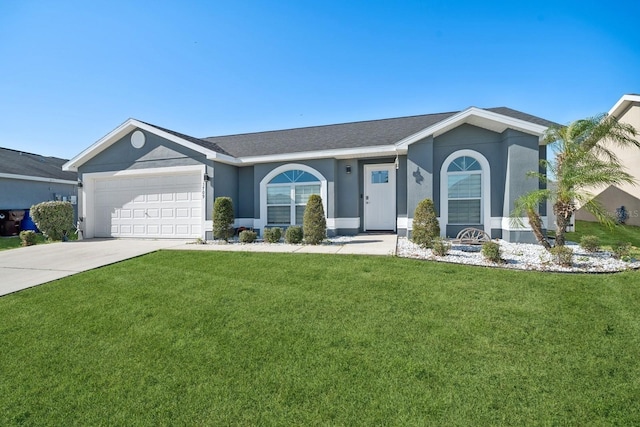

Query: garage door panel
left=93, top=171, right=203, bottom=239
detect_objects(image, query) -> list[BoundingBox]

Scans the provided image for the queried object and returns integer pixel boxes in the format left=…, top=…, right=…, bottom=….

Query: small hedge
left=411, top=198, right=440, bottom=248
left=611, top=241, right=632, bottom=260
left=239, top=230, right=257, bottom=243
left=551, top=245, right=573, bottom=267
left=481, top=241, right=502, bottom=263
left=303, top=195, right=326, bottom=245
left=19, top=230, right=38, bottom=247
left=580, top=235, right=600, bottom=253
left=285, top=226, right=303, bottom=244
left=213, top=197, right=235, bottom=241
left=30, top=201, right=74, bottom=241
left=264, top=227, right=282, bottom=243
left=431, top=238, right=451, bottom=257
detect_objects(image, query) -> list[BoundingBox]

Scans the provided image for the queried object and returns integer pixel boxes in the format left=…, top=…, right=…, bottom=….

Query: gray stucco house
left=63, top=107, right=556, bottom=242
left=1, top=147, right=78, bottom=235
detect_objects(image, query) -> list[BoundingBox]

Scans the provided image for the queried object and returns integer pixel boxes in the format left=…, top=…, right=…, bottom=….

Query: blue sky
left=1, top=1, right=638, bottom=159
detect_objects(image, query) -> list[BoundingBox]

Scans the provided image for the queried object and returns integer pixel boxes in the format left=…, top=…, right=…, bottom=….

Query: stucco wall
left=0, top=178, right=77, bottom=211
left=79, top=130, right=206, bottom=175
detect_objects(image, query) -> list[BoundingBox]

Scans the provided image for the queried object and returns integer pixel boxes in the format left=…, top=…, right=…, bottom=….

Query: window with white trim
left=447, top=156, right=482, bottom=224
left=266, top=170, right=321, bottom=225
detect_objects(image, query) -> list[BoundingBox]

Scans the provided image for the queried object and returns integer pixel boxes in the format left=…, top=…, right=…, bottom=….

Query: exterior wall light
left=346, top=165, right=352, bottom=174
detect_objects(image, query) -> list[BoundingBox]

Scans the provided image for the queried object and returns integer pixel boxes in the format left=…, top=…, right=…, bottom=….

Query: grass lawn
left=0, top=234, right=47, bottom=251
left=1, top=251, right=639, bottom=425
left=568, top=220, right=640, bottom=248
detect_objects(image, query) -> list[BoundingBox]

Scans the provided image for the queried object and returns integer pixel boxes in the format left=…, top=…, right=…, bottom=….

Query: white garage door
left=93, top=172, right=203, bottom=238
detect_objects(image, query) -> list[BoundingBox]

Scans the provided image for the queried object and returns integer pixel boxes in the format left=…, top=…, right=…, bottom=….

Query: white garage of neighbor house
left=64, top=106, right=556, bottom=242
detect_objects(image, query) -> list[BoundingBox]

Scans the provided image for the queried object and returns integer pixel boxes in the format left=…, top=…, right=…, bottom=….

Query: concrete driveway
left=0, top=234, right=397, bottom=297
left=0, top=239, right=185, bottom=297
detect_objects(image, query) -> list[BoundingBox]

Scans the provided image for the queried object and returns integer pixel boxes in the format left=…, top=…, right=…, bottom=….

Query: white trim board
left=0, top=172, right=77, bottom=185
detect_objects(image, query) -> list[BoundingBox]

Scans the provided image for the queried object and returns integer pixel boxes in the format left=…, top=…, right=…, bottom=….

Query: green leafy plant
left=239, top=230, right=257, bottom=243
left=481, top=241, right=503, bottom=263
left=550, top=246, right=573, bottom=267
left=431, top=238, right=451, bottom=257
left=30, top=201, right=74, bottom=241
left=19, top=230, right=38, bottom=247
left=303, top=194, right=326, bottom=245
left=213, top=197, right=235, bottom=241
left=579, top=235, right=600, bottom=253
left=263, top=227, right=282, bottom=243
left=611, top=241, right=632, bottom=260
left=512, top=114, right=639, bottom=250
left=285, top=226, right=303, bottom=244
left=411, top=198, right=440, bottom=248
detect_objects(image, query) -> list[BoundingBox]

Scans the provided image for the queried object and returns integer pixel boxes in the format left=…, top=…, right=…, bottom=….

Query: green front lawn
left=0, top=234, right=47, bottom=251
left=568, top=220, right=640, bottom=247
left=1, top=251, right=639, bottom=425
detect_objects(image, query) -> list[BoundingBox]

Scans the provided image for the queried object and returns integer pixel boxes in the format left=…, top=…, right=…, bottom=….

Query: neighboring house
left=63, top=107, right=557, bottom=242
left=576, top=94, right=640, bottom=226
left=0, top=147, right=78, bottom=235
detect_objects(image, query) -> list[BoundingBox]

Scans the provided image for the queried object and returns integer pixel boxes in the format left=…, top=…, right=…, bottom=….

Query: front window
left=267, top=170, right=321, bottom=225
left=447, top=156, right=482, bottom=224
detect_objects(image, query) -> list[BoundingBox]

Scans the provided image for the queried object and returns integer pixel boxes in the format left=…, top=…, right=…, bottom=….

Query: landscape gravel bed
left=397, top=237, right=640, bottom=273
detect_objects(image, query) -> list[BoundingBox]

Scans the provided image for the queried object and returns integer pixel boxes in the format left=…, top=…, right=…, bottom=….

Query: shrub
left=285, top=226, right=303, bottom=244
left=264, top=227, right=282, bottom=243
left=239, top=230, right=257, bottom=243
left=213, top=197, right=234, bottom=241
left=411, top=198, right=440, bottom=248
left=481, top=241, right=503, bottom=263
left=551, top=245, right=573, bottom=267
left=580, top=235, right=600, bottom=253
left=30, top=201, right=74, bottom=241
left=19, top=230, right=38, bottom=247
left=431, top=238, right=451, bottom=257
left=303, top=194, right=326, bottom=245
left=611, top=241, right=632, bottom=259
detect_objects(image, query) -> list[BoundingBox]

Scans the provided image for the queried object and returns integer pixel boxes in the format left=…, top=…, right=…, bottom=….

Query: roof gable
left=64, top=107, right=557, bottom=170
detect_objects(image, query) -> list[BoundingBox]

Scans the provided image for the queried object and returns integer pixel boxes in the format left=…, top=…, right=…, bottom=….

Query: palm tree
left=513, top=113, right=639, bottom=250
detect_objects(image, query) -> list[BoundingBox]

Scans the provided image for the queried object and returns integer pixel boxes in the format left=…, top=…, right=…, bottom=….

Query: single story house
left=0, top=147, right=78, bottom=235
left=63, top=106, right=556, bottom=242
left=576, top=94, right=640, bottom=226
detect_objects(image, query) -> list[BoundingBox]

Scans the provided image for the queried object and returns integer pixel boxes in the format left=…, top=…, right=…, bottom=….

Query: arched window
left=266, top=169, right=321, bottom=225
left=445, top=154, right=487, bottom=226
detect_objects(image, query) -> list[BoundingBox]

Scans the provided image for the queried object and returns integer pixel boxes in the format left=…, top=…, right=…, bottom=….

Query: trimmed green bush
left=30, top=201, right=74, bottom=241
left=431, top=238, right=451, bottom=257
left=19, top=230, right=38, bottom=247
left=551, top=245, right=573, bottom=267
left=263, top=227, right=282, bottom=243
left=481, top=241, right=502, bottom=263
left=611, top=241, right=632, bottom=260
left=580, top=235, right=600, bottom=253
left=411, top=198, right=440, bottom=248
left=285, top=226, right=303, bottom=244
left=303, top=194, right=326, bottom=245
left=239, top=230, right=257, bottom=243
left=213, top=197, right=234, bottom=241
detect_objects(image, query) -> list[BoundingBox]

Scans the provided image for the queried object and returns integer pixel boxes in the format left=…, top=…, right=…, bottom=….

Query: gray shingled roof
left=0, top=147, right=77, bottom=181
left=205, top=107, right=557, bottom=158
left=145, top=107, right=558, bottom=159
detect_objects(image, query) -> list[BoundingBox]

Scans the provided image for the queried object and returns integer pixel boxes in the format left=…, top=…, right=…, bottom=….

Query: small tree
left=411, top=198, right=440, bottom=248
left=30, top=201, right=74, bottom=241
left=213, top=197, right=234, bottom=241
left=303, top=194, right=326, bottom=245
left=512, top=114, right=639, bottom=250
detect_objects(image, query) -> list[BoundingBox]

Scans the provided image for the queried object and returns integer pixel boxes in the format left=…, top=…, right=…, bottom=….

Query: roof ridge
left=203, top=109, right=462, bottom=140
left=0, top=146, right=67, bottom=160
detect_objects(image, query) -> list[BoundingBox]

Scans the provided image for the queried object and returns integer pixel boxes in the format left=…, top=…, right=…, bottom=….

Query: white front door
left=364, top=164, right=396, bottom=231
